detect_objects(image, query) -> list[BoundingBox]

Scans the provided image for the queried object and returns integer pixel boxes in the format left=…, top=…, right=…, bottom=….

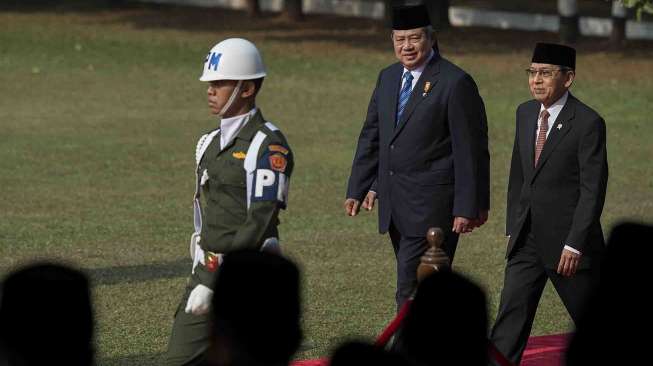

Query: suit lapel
left=387, top=64, right=402, bottom=131
left=392, top=54, right=440, bottom=142
left=519, top=101, right=539, bottom=176
left=531, top=95, right=576, bottom=180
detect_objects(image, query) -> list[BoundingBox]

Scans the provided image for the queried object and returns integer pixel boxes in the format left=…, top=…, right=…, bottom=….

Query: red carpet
left=292, top=333, right=571, bottom=366
left=520, top=333, right=571, bottom=366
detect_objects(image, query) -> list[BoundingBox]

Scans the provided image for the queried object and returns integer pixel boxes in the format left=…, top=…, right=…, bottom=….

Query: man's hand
left=344, top=198, right=361, bottom=216
left=453, top=216, right=474, bottom=234
left=185, top=284, right=214, bottom=316
left=557, top=248, right=581, bottom=277
left=361, top=191, right=377, bottom=211
left=473, top=210, right=489, bottom=228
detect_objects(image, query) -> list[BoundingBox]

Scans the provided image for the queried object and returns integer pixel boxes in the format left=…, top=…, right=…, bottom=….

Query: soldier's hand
left=557, top=248, right=581, bottom=277
left=344, top=198, right=361, bottom=216
left=453, top=216, right=474, bottom=234
left=185, top=284, right=213, bottom=316
left=361, top=191, right=377, bottom=211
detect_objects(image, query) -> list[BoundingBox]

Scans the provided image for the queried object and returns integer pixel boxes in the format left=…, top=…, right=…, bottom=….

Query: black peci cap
left=532, top=42, right=576, bottom=69
left=392, top=4, right=431, bottom=30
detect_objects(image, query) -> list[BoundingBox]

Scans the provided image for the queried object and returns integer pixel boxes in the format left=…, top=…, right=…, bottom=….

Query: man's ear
left=240, top=80, right=257, bottom=99
left=564, top=71, right=575, bottom=88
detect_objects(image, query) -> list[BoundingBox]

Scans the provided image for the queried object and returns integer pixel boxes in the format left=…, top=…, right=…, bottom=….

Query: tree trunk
left=283, top=0, right=303, bottom=21
left=558, top=0, right=580, bottom=44
left=244, top=0, right=260, bottom=18
left=425, top=0, right=450, bottom=30
left=610, top=1, right=627, bottom=46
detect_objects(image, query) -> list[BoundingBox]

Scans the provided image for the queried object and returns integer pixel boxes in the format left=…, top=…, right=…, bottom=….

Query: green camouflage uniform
left=165, top=109, right=293, bottom=366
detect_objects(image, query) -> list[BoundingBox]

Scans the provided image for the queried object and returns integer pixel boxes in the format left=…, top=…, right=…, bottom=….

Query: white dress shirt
left=536, top=91, right=580, bottom=256
left=536, top=91, right=568, bottom=141
left=219, top=107, right=257, bottom=150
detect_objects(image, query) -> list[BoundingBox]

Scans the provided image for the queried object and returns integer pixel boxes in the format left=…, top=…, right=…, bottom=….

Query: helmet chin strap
left=218, top=80, right=244, bottom=118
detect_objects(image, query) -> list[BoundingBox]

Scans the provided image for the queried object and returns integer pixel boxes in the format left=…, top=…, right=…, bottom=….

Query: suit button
left=390, top=144, right=395, bottom=150
left=389, top=171, right=394, bottom=176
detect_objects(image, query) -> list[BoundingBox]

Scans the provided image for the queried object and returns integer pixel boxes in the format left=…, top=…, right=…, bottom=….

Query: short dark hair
left=0, top=263, right=94, bottom=366
left=250, top=77, right=264, bottom=97
left=210, top=250, right=301, bottom=364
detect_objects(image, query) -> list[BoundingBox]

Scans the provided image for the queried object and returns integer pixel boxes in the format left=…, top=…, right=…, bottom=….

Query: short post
left=417, top=227, right=451, bottom=283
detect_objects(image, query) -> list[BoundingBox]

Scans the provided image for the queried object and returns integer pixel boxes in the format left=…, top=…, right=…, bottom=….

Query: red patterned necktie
left=534, top=109, right=550, bottom=167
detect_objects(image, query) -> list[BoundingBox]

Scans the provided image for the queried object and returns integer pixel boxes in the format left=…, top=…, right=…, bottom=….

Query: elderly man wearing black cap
left=344, top=4, right=490, bottom=308
left=490, top=43, right=608, bottom=365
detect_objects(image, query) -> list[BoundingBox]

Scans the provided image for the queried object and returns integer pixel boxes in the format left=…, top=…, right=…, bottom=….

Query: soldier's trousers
left=164, top=269, right=211, bottom=366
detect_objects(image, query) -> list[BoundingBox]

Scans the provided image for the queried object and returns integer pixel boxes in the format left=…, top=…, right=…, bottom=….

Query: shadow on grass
left=88, top=259, right=188, bottom=286
left=3, top=0, right=652, bottom=55
left=99, top=352, right=163, bottom=366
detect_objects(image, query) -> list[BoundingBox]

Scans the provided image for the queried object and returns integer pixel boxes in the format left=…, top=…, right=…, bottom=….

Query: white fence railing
left=140, top=0, right=653, bottom=40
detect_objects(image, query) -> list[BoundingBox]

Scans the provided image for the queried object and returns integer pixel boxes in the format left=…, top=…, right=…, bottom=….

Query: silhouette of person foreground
left=330, top=341, right=410, bottom=366
left=204, top=250, right=302, bottom=366
left=394, top=270, right=488, bottom=366
left=0, top=263, right=94, bottom=366
left=566, top=222, right=653, bottom=365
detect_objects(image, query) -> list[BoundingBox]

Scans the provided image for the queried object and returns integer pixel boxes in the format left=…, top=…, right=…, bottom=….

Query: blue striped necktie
left=396, top=71, right=414, bottom=125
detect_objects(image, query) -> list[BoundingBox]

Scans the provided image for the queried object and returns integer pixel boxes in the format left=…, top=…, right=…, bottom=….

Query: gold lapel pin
left=422, top=81, right=432, bottom=97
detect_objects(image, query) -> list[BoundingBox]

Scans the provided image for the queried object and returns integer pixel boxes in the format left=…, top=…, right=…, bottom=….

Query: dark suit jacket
left=506, top=93, right=608, bottom=269
left=347, top=51, right=490, bottom=237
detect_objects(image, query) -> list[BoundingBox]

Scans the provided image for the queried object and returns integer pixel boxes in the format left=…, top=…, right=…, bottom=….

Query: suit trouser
left=164, top=266, right=211, bottom=366
left=389, top=220, right=459, bottom=309
left=490, top=230, right=600, bottom=365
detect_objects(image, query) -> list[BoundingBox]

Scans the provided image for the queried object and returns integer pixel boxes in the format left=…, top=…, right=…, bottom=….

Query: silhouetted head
left=567, top=222, right=653, bottom=365
left=0, top=262, right=94, bottom=366
left=208, top=250, right=301, bottom=366
left=396, top=271, right=488, bottom=366
left=330, top=341, right=410, bottom=366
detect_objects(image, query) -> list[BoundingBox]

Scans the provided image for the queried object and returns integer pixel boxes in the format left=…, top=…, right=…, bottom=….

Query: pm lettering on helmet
left=207, top=52, right=222, bottom=71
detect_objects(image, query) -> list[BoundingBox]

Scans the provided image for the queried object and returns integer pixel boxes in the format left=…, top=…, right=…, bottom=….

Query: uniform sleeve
left=230, top=139, right=293, bottom=251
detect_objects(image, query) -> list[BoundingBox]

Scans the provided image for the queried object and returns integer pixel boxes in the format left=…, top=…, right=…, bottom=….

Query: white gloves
left=185, top=284, right=213, bottom=316
left=184, top=237, right=281, bottom=316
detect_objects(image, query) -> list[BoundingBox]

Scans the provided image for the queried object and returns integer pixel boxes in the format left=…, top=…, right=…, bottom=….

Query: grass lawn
left=1, top=3, right=652, bottom=365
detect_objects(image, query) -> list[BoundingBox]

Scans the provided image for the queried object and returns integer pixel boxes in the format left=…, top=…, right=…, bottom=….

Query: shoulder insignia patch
left=232, top=151, right=247, bottom=160
left=269, top=153, right=287, bottom=173
left=268, top=144, right=289, bottom=155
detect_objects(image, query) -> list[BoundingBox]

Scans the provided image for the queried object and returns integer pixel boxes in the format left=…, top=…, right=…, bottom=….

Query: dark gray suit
left=347, top=50, right=490, bottom=307
left=491, top=93, right=608, bottom=364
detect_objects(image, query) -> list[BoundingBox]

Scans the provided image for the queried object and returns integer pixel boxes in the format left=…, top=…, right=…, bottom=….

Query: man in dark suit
left=490, top=43, right=608, bottom=365
left=344, top=4, right=490, bottom=308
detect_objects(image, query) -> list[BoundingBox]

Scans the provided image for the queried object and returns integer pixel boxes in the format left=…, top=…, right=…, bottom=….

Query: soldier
left=165, top=38, right=294, bottom=366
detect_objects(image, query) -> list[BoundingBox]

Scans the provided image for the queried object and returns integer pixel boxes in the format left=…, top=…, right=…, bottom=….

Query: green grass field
left=1, top=3, right=652, bottom=365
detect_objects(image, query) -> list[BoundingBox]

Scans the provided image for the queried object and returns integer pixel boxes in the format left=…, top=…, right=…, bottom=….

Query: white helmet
left=199, top=38, right=267, bottom=82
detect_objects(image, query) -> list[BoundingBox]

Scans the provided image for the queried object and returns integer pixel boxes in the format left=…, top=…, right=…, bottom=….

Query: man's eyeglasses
left=393, top=34, right=425, bottom=46
left=525, top=68, right=565, bottom=79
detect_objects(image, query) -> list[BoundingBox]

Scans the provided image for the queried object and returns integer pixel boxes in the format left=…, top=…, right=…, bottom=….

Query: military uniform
left=165, top=109, right=293, bottom=366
